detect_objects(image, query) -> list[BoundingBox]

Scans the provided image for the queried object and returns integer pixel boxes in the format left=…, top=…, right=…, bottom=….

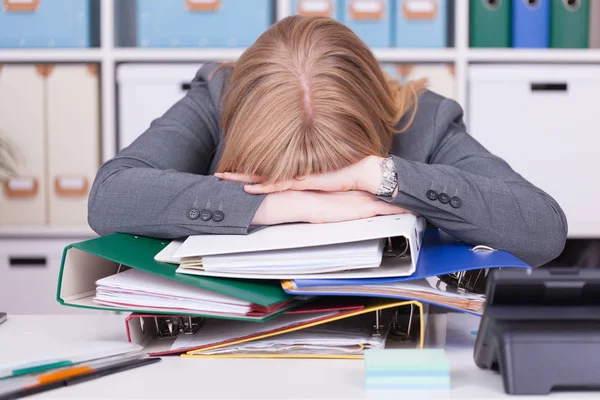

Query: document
left=185, top=239, right=385, bottom=275
left=193, top=314, right=389, bottom=356
left=94, top=269, right=289, bottom=316
left=156, top=214, right=425, bottom=280
left=171, top=310, right=342, bottom=351
left=283, top=277, right=486, bottom=314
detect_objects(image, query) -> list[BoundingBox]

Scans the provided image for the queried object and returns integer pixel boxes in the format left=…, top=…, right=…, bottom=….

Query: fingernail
left=215, top=173, right=223, bottom=177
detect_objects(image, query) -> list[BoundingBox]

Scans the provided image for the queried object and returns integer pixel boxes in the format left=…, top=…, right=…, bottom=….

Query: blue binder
left=511, top=0, right=550, bottom=48
left=283, top=230, right=530, bottom=315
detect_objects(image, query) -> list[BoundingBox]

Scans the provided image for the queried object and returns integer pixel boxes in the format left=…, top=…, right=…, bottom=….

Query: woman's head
left=217, top=15, right=425, bottom=182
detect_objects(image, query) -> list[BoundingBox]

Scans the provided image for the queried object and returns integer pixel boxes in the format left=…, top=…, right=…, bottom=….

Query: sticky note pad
left=364, top=349, right=450, bottom=391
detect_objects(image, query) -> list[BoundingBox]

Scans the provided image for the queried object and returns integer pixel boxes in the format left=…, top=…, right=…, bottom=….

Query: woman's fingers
left=244, top=180, right=293, bottom=194
left=215, top=172, right=263, bottom=183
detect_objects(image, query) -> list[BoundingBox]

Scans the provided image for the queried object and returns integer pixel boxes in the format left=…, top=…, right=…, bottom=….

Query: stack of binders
left=470, top=0, right=600, bottom=49
left=56, top=214, right=529, bottom=358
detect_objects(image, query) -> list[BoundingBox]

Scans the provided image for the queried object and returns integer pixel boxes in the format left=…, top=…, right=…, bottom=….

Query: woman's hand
left=216, top=155, right=385, bottom=195
left=252, top=190, right=409, bottom=226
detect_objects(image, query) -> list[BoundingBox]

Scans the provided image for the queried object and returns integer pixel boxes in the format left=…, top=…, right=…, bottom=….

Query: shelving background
left=0, top=0, right=598, bottom=239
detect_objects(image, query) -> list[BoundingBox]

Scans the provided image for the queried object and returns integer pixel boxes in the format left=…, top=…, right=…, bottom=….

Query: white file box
left=381, top=63, right=455, bottom=100
left=0, top=65, right=46, bottom=226
left=117, top=63, right=204, bottom=150
left=468, top=65, right=600, bottom=237
left=47, top=64, right=100, bottom=227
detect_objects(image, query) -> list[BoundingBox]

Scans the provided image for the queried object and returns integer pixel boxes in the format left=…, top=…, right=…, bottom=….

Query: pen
left=0, top=356, right=160, bottom=400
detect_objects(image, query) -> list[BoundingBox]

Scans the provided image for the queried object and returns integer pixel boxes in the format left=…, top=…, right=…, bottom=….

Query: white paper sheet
left=93, top=269, right=252, bottom=314
left=171, top=310, right=340, bottom=351
left=198, top=239, right=385, bottom=274
left=175, top=255, right=413, bottom=280
left=195, top=317, right=388, bottom=356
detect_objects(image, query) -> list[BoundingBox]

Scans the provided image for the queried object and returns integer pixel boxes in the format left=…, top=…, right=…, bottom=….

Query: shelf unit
left=0, top=0, right=597, bottom=238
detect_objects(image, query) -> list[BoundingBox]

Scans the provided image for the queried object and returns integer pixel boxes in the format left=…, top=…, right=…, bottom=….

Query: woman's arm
left=223, top=97, right=567, bottom=267
left=374, top=98, right=567, bottom=267
left=87, top=66, right=266, bottom=238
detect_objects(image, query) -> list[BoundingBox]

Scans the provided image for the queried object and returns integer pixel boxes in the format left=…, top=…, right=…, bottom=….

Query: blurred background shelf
left=0, top=227, right=96, bottom=239
left=0, top=49, right=103, bottom=62
left=467, top=49, right=600, bottom=63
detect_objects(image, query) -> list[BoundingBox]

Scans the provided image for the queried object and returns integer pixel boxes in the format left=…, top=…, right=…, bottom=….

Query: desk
left=0, top=314, right=595, bottom=399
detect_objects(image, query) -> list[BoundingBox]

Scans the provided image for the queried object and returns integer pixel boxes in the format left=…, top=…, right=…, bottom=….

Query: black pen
left=0, top=356, right=161, bottom=400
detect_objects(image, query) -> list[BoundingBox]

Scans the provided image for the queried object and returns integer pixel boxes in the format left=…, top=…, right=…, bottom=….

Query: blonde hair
left=217, top=15, right=426, bottom=182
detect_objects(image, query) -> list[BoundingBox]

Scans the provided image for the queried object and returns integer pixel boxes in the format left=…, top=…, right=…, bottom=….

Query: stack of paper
left=157, top=214, right=424, bottom=280
left=282, top=277, right=486, bottom=314
left=93, top=269, right=295, bottom=318
left=178, top=239, right=385, bottom=275
left=188, top=313, right=389, bottom=357
left=170, top=310, right=343, bottom=351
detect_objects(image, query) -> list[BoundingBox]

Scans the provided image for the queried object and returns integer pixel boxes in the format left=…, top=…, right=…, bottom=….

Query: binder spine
left=511, top=0, right=550, bottom=48
left=469, top=0, right=511, bottom=48
left=550, top=0, right=590, bottom=48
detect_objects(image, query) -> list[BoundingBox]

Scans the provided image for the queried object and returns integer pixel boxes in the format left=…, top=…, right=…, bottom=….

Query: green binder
left=551, top=0, right=589, bottom=48
left=56, top=233, right=294, bottom=322
left=469, top=0, right=511, bottom=48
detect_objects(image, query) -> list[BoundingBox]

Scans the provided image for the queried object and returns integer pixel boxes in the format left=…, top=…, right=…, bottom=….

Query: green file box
left=469, top=0, right=511, bottom=48
left=551, top=0, right=589, bottom=48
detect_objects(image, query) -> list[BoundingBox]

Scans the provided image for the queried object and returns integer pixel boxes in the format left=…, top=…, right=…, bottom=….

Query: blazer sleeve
left=87, top=67, right=266, bottom=239
left=384, top=98, right=567, bottom=267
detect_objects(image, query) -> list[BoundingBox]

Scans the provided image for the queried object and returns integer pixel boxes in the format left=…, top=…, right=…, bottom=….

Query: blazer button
left=200, top=209, right=212, bottom=221
left=426, top=190, right=438, bottom=201
left=187, top=208, right=200, bottom=220
left=438, top=193, right=450, bottom=204
left=213, top=210, right=224, bottom=222
left=450, top=196, right=462, bottom=208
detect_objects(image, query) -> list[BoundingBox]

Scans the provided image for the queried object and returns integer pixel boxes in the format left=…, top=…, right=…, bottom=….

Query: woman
left=88, top=16, right=567, bottom=267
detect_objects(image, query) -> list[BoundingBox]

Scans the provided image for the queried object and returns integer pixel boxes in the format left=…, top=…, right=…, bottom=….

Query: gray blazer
left=88, top=62, right=567, bottom=267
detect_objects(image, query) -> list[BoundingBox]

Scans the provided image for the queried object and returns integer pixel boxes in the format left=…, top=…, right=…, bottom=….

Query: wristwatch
left=377, top=155, right=398, bottom=198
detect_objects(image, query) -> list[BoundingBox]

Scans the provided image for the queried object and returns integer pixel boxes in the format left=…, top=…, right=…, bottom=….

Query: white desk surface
left=0, top=314, right=596, bottom=400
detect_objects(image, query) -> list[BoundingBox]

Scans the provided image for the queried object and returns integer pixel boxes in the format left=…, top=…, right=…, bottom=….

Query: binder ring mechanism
left=140, top=316, right=205, bottom=338
left=372, top=304, right=417, bottom=342
left=3, top=0, right=39, bottom=12
left=383, top=236, right=409, bottom=259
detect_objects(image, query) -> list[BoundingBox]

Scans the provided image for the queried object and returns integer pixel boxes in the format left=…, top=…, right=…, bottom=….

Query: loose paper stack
left=177, top=239, right=386, bottom=275
left=93, top=269, right=297, bottom=319
left=157, top=214, right=424, bottom=280
left=185, top=313, right=390, bottom=357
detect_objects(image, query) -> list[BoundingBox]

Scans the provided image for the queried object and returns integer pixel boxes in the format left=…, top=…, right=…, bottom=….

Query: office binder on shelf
left=56, top=233, right=294, bottom=322
left=511, top=0, right=550, bottom=48
left=550, top=0, right=589, bottom=48
left=126, top=299, right=427, bottom=359
left=282, top=230, right=530, bottom=315
left=164, top=214, right=426, bottom=280
left=469, top=0, right=511, bottom=48
left=589, top=0, right=600, bottom=48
